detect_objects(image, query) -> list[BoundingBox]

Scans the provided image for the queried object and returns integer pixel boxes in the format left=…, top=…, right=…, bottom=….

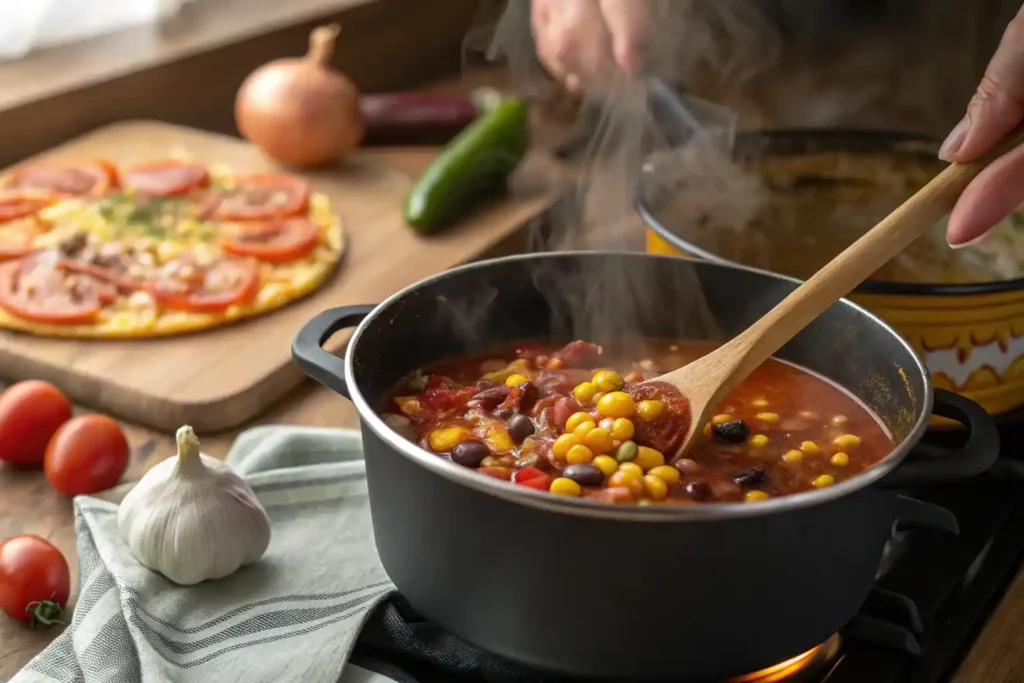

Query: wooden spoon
left=657, top=124, right=1024, bottom=465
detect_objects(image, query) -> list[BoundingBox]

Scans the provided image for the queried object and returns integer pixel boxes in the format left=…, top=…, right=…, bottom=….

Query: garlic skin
left=117, top=425, right=271, bottom=586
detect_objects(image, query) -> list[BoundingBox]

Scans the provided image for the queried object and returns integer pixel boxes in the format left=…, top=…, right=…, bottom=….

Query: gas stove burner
left=727, top=634, right=842, bottom=683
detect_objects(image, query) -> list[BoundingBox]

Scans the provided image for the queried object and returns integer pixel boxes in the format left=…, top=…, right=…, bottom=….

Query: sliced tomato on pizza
left=215, top=173, right=310, bottom=221
left=4, top=160, right=118, bottom=197
left=220, top=218, right=321, bottom=263
left=147, top=257, right=260, bottom=313
left=0, top=255, right=116, bottom=324
left=120, top=160, right=211, bottom=197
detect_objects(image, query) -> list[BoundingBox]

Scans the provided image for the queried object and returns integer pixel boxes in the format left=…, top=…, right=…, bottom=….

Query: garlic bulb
left=117, top=425, right=271, bottom=586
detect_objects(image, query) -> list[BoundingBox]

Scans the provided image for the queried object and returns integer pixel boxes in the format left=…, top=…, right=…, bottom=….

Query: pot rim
left=635, top=133, right=1024, bottom=296
left=344, top=251, right=934, bottom=523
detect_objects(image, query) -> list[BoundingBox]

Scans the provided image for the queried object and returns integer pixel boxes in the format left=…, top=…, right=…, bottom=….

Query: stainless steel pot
left=292, top=252, right=998, bottom=681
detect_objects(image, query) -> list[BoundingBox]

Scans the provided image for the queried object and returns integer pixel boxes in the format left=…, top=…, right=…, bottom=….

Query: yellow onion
left=235, top=24, right=364, bottom=168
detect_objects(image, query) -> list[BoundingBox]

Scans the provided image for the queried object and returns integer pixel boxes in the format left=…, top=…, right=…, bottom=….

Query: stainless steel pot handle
left=881, top=389, right=1000, bottom=488
left=291, top=304, right=377, bottom=399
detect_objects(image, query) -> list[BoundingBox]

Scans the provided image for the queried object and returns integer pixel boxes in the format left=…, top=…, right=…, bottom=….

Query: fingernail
left=948, top=230, right=990, bottom=250
left=939, top=116, right=970, bottom=162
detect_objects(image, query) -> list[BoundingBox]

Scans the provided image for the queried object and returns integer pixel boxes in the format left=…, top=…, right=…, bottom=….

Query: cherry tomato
left=44, top=414, right=129, bottom=496
left=0, top=380, right=72, bottom=466
left=0, top=535, right=70, bottom=626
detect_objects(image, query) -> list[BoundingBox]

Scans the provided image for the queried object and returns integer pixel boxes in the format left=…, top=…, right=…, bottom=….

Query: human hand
left=940, top=6, right=1024, bottom=247
left=531, top=0, right=651, bottom=94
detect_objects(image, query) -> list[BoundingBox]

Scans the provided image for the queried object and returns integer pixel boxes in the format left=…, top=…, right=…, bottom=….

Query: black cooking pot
left=292, top=253, right=998, bottom=681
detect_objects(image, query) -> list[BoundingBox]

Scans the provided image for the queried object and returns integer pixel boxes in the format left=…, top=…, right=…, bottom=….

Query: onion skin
left=235, top=24, right=364, bottom=168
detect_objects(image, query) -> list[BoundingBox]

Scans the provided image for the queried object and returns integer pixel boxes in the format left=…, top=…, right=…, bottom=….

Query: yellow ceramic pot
left=646, top=217, right=1024, bottom=417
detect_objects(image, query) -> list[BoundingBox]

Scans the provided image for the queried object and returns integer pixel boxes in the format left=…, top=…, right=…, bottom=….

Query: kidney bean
left=712, top=419, right=750, bottom=444
left=562, top=463, right=605, bottom=487
left=551, top=396, right=582, bottom=430
left=516, top=381, right=540, bottom=413
left=733, top=467, right=766, bottom=486
left=451, top=440, right=490, bottom=468
left=675, top=458, right=701, bottom=474
left=474, top=386, right=511, bottom=411
left=685, top=481, right=712, bottom=501
left=507, top=414, right=536, bottom=443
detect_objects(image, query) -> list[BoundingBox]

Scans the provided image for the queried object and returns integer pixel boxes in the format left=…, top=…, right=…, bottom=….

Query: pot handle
left=882, top=389, right=1000, bottom=488
left=291, top=305, right=377, bottom=399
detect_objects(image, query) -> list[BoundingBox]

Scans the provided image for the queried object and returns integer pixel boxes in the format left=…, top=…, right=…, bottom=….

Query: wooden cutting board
left=0, top=120, right=564, bottom=433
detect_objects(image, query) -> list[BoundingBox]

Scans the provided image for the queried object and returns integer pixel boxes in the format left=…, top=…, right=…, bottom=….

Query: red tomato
left=0, top=258, right=107, bottom=325
left=0, top=190, right=58, bottom=223
left=44, top=414, right=129, bottom=496
left=220, top=218, right=321, bottom=263
left=5, top=160, right=117, bottom=197
left=120, top=160, right=210, bottom=197
left=215, top=173, right=310, bottom=221
left=513, top=467, right=553, bottom=491
left=0, top=535, right=70, bottom=626
left=147, top=259, right=260, bottom=314
left=0, top=380, right=72, bottom=466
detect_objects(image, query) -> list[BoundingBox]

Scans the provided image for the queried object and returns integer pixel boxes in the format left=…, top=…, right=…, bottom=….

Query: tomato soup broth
left=380, top=339, right=893, bottom=505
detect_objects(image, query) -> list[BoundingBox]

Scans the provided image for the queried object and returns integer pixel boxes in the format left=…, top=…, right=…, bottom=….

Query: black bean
left=685, top=481, right=712, bottom=501
left=506, top=414, right=536, bottom=443
left=451, top=440, right=490, bottom=468
left=494, top=407, right=515, bottom=420
left=474, top=386, right=511, bottom=411
left=733, top=467, right=766, bottom=486
left=712, top=419, right=750, bottom=444
left=516, top=381, right=540, bottom=413
left=562, top=463, right=605, bottom=487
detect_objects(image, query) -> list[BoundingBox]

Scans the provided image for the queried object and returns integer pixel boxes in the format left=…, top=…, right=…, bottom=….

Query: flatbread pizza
left=0, top=157, right=344, bottom=338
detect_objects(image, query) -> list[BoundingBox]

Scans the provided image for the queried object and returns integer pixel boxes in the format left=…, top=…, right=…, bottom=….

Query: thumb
left=941, top=8, right=1024, bottom=162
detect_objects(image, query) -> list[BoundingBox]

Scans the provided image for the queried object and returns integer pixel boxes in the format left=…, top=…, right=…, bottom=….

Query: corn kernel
left=745, top=490, right=770, bottom=502
left=711, top=413, right=733, bottom=425
left=572, top=421, right=597, bottom=438
left=782, top=449, right=804, bottom=463
left=552, top=433, right=581, bottom=460
left=505, top=373, right=529, bottom=387
left=800, top=440, right=821, bottom=454
left=547, top=357, right=565, bottom=369
left=830, top=452, right=850, bottom=467
left=634, top=446, right=666, bottom=471
left=812, top=474, right=836, bottom=488
left=647, top=465, right=681, bottom=485
left=565, top=411, right=593, bottom=433
left=617, top=462, right=644, bottom=476
left=549, top=477, right=582, bottom=496
left=615, top=440, right=638, bottom=462
left=751, top=398, right=769, bottom=408
left=642, top=474, right=669, bottom=501
left=636, top=400, right=665, bottom=422
left=487, top=429, right=515, bottom=453
left=427, top=426, right=473, bottom=452
left=566, top=444, right=595, bottom=464
left=592, top=369, right=624, bottom=392
left=831, top=414, right=849, bottom=426
left=610, top=418, right=635, bottom=440
left=755, top=412, right=780, bottom=424
left=750, top=434, right=769, bottom=448
left=833, top=434, right=861, bottom=450
left=591, top=455, right=619, bottom=477
left=599, top=417, right=615, bottom=431
left=608, top=470, right=644, bottom=498
left=596, top=392, right=636, bottom=419
left=583, top=427, right=614, bottom=454
left=396, top=398, right=421, bottom=416
left=573, top=382, right=597, bottom=404
left=703, top=422, right=712, bottom=437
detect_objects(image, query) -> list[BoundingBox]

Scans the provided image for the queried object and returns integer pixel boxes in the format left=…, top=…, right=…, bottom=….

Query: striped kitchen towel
left=10, top=427, right=549, bottom=683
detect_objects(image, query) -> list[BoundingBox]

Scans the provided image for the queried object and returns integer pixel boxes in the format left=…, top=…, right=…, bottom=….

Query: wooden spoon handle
left=720, top=123, right=1024, bottom=394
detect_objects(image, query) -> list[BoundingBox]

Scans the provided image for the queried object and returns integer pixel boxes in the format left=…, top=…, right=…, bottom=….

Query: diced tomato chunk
left=584, top=487, right=635, bottom=504
left=512, top=466, right=547, bottom=483
left=518, top=475, right=553, bottom=491
left=551, top=340, right=603, bottom=368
